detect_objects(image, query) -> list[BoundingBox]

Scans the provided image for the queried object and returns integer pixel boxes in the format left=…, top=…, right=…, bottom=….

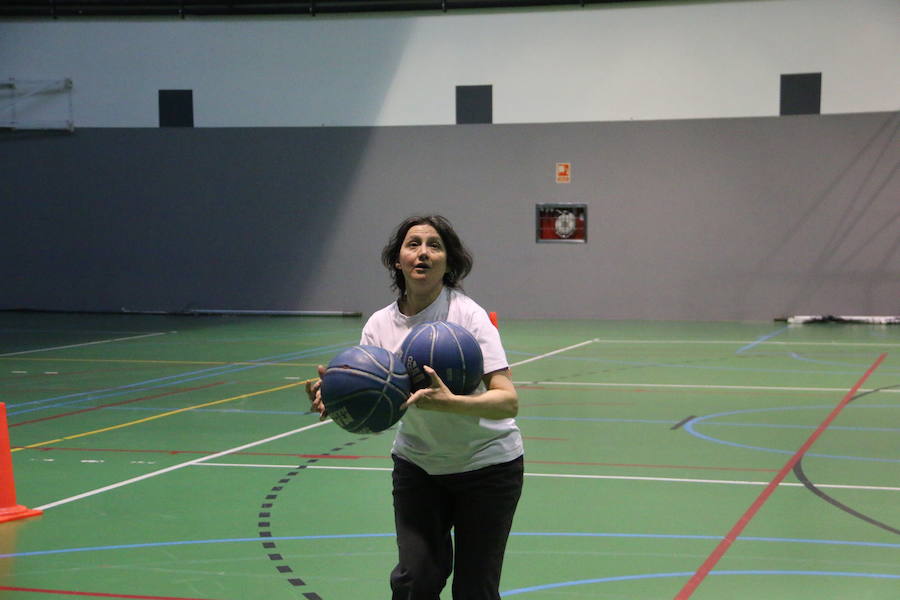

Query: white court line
left=510, top=339, right=597, bottom=367
left=194, top=462, right=900, bottom=492
left=589, top=339, right=900, bottom=348
left=0, top=331, right=169, bottom=358
left=35, top=420, right=332, bottom=511
left=523, top=472, right=900, bottom=492
left=198, top=462, right=392, bottom=472
left=30, top=337, right=592, bottom=510
left=513, top=381, right=900, bottom=394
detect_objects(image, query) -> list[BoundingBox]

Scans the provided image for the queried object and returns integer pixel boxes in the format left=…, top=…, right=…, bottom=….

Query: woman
left=307, top=215, right=524, bottom=600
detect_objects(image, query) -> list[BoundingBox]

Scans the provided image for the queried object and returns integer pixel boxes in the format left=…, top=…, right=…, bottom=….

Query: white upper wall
left=2, top=0, right=898, bottom=128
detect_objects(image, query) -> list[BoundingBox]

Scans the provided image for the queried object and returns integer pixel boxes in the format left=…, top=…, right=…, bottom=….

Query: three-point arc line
left=673, top=352, right=888, bottom=599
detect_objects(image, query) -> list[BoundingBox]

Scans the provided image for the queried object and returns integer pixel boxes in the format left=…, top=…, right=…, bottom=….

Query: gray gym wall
left=3, top=111, right=898, bottom=320
left=2, top=0, right=898, bottom=320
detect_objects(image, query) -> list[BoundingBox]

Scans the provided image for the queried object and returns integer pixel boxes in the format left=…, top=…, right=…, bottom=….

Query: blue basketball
left=400, top=321, right=484, bottom=395
left=320, top=345, right=410, bottom=434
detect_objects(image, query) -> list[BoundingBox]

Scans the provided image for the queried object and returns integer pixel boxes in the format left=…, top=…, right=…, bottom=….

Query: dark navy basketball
left=400, top=321, right=484, bottom=395
left=320, top=345, right=410, bottom=434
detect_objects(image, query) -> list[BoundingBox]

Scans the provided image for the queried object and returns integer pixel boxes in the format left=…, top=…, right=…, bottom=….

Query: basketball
left=320, top=345, right=410, bottom=434
left=400, top=321, right=484, bottom=395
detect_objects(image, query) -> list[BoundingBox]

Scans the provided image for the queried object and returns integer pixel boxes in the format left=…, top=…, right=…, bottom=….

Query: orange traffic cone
left=0, top=403, right=42, bottom=524
left=489, top=311, right=499, bottom=330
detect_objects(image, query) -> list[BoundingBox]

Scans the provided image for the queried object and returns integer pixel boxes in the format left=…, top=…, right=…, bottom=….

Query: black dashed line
left=257, top=434, right=379, bottom=597
left=670, top=415, right=696, bottom=430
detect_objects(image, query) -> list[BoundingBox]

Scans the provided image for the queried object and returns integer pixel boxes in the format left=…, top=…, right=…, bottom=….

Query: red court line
left=0, top=586, right=218, bottom=599
left=527, top=459, right=777, bottom=473
left=21, top=446, right=382, bottom=460
left=9, top=382, right=227, bottom=428
left=674, top=352, right=887, bottom=600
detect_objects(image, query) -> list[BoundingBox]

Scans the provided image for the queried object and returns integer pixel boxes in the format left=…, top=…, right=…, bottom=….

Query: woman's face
left=396, top=224, right=448, bottom=294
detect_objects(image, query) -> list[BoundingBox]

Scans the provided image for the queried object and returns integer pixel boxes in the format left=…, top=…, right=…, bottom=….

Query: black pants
left=390, top=454, right=524, bottom=600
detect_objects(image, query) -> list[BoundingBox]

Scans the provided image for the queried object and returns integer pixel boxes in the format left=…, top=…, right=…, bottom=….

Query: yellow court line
left=2, top=357, right=316, bottom=367
left=13, top=380, right=310, bottom=452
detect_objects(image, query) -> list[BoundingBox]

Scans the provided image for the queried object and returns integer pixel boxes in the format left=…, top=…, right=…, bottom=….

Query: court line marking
left=514, top=381, right=900, bottom=394
left=524, top=472, right=900, bottom=492
left=5, top=531, right=899, bottom=560
left=17, top=338, right=600, bottom=511
left=13, top=382, right=305, bottom=452
left=501, top=570, right=900, bottom=596
left=674, top=352, right=888, bottom=600
left=0, top=585, right=217, bottom=600
left=1, top=356, right=317, bottom=367
left=7, top=340, right=353, bottom=415
left=586, top=339, right=900, bottom=347
left=194, top=462, right=900, bottom=492
left=25, top=447, right=778, bottom=473
left=35, top=415, right=329, bottom=511
left=0, top=332, right=169, bottom=357
left=509, top=339, right=597, bottom=367
left=683, top=403, right=900, bottom=463
left=735, top=326, right=790, bottom=354
left=199, top=463, right=396, bottom=472
left=10, top=381, right=229, bottom=428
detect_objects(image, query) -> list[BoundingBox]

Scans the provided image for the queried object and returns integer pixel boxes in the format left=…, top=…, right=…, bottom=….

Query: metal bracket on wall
left=1, top=78, right=75, bottom=132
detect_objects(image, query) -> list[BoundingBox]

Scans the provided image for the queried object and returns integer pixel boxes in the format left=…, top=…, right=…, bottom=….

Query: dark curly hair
left=381, top=215, right=474, bottom=297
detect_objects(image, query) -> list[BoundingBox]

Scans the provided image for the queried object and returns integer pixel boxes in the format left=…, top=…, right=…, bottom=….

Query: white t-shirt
left=361, top=288, right=524, bottom=475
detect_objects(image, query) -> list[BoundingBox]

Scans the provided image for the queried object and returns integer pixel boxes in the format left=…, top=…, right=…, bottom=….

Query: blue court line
left=105, top=406, right=315, bottom=416
left=561, top=356, right=870, bottom=373
left=78, top=409, right=898, bottom=432
left=9, top=342, right=348, bottom=411
left=524, top=354, right=899, bottom=377
left=7, top=341, right=354, bottom=417
left=518, top=416, right=676, bottom=425
left=684, top=404, right=900, bottom=463
left=517, top=414, right=898, bottom=433
left=500, top=570, right=900, bottom=596
left=736, top=326, right=790, bottom=354
left=700, top=420, right=900, bottom=433
left=3, top=531, right=898, bottom=560
left=788, top=352, right=882, bottom=368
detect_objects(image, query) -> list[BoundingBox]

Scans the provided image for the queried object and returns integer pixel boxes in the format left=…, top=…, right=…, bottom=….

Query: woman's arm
left=402, top=367, right=518, bottom=420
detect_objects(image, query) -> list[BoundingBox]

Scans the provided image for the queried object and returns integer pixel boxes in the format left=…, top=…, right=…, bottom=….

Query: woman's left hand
left=402, top=365, right=455, bottom=411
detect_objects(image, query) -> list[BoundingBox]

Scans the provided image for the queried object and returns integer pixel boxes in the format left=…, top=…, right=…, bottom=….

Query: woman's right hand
left=305, top=365, right=327, bottom=420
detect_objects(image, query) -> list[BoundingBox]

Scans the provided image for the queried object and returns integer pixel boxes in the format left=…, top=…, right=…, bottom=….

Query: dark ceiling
left=1, top=1, right=696, bottom=19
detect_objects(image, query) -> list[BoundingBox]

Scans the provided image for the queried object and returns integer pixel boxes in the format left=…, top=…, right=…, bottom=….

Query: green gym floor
left=0, top=312, right=898, bottom=599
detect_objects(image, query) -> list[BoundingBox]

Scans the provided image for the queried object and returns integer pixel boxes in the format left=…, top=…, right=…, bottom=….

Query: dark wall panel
left=781, top=73, right=822, bottom=115
left=456, top=85, right=493, bottom=124
left=159, top=90, right=195, bottom=127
